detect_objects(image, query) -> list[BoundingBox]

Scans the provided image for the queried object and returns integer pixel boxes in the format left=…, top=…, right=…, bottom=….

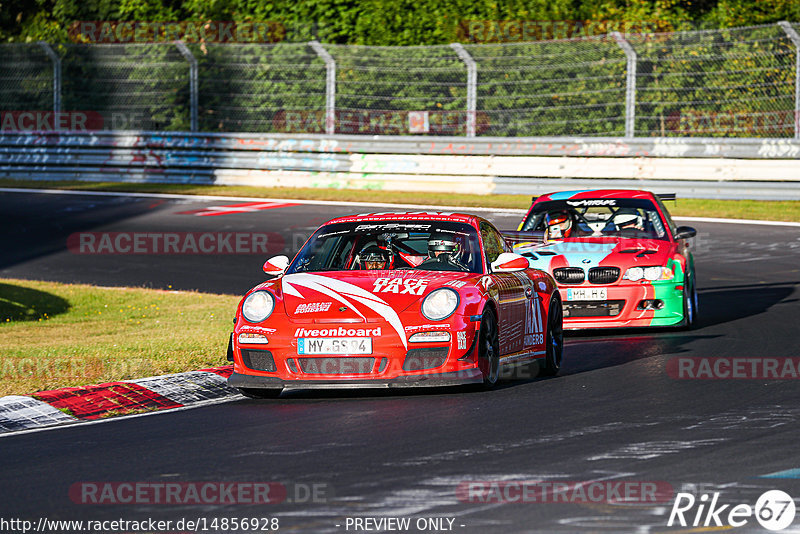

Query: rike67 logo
left=668, top=490, right=796, bottom=531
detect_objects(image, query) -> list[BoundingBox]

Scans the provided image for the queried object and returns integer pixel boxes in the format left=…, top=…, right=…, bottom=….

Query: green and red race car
left=512, top=189, right=698, bottom=330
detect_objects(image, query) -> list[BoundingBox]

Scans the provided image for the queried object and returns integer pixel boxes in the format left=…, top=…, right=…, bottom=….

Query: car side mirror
left=491, top=252, right=529, bottom=273
left=675, top=226, right=697, bottom=239
left=263, top=255, right=289, bottom=276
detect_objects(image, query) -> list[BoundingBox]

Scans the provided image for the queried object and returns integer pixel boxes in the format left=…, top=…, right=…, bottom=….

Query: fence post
left=611, top=32, right=637, bottom=138
left=175, top=41, right=198, bottom=132
left=37, top=42, right=61, bottom=115
left=310, top=41, right=336, bottom=135
left=779, top=21, right=800, bottom=139
left=450, top=43, right=477, bottom=137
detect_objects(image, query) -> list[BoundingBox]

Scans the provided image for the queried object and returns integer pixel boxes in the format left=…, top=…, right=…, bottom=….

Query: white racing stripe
left=283, top=273, right=408, bottom=349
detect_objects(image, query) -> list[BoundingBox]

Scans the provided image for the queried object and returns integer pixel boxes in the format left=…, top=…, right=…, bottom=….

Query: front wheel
left=541, top=295, right=564, bottom=376
left=237, top=387, right=282, bottom=399
left=477, top=310, right=500, bottom=388
left=681, top=277, right=698, bottom=329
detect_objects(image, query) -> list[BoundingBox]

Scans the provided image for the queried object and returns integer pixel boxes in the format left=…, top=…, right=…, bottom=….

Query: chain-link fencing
left=0, top=22, right=798, bottom=138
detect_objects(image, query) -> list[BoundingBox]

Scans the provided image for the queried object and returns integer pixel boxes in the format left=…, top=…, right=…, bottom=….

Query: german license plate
left=297, top=337, right=372, bottom=355
left=566, top=288, right=607, bottom=301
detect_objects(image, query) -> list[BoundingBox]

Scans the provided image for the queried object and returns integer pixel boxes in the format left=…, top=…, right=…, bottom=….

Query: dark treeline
left=3, top=0, right=800, bottom=45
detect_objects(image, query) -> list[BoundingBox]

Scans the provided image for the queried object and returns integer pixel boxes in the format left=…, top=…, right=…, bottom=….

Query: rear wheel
left=477, top=310, right=500, bottom=388
left=237, top=387, right=282, bottom=399
left=541, top=295, right=564, bottom=376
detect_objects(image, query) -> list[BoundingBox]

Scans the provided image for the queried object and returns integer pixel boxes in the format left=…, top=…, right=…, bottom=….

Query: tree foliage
left=1, top=0, right=798, bottom=45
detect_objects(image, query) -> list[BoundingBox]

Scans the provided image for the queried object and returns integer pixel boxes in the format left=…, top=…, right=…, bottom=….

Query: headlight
left=623, top=267, right=644, bottom=281
left=242, top=291, right=275, bottom=323
left=644, top=266, right=674, bottom=281
left=624, top=266, right=674, bottom=281
left=421, top=288, right=459, bottom=321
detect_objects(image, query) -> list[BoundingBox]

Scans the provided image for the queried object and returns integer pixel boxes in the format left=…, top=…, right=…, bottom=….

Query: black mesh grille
left=588, top=267, right=621, bottom=284
left=563, top=300, right=625, bottom=317
left=240, top=349, right=276, bottom=372
left=403, top=348, right=449, bottom=371
left=298, top=357, right=375, bottom=375
left=553, top=267, right=585, bottom=284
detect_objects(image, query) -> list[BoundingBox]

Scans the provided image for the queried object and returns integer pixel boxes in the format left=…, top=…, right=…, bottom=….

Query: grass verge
left=0, top=278, right=238, bottom=397
left=2, top=179, right=800, bottom=222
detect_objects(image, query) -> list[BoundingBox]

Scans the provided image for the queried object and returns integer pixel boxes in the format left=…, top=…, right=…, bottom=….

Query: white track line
left=2, top=187, right=800, bottom=226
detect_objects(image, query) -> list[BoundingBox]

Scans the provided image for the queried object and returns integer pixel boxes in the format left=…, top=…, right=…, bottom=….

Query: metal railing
left=2, top=22, right=799, bottom=138
left=2, top=131, right=800, bottom=201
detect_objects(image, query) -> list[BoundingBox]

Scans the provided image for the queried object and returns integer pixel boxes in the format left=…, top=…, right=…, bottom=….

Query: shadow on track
left=697, top=281, right=799, bottom=328
left=0, top=281, right=70, bottom=321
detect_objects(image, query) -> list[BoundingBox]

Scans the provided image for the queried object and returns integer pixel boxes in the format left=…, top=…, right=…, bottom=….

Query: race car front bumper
left=559, top=282, right=686, bottom=329
left=228, top=368, right=484, bottom=390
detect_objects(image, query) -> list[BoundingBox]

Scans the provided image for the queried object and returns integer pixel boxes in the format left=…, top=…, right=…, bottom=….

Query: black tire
left=237, top=387, right=283, bottom=399
left=681, top=277, right=698, bottom=329
left=477, top=310, right=500, bottom=388
left=541, top=295, right=564, bottom=376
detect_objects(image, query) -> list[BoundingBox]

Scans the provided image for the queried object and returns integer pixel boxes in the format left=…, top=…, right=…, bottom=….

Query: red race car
left=227, top=212, right=563, bottom=397
left=513, top=189, right=697, bottom=330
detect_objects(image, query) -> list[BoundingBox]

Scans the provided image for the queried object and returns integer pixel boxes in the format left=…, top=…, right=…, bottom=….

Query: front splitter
left=228, top=369, right=484, bottom=390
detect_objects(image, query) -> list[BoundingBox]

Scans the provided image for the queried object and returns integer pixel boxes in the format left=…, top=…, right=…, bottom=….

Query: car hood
left=522, top=237, right=674, bottom=271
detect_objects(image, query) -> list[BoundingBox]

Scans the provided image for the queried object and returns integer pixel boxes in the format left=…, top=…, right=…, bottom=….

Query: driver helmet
left=428, top=231, right=461, bottom=259
left=358, top=246, right=391, bottom=270
left=545, top=210, right=572, bottom=238
left=614, top=209, right=642, bottom=230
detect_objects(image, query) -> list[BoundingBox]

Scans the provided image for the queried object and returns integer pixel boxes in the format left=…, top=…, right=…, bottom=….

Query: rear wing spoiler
left=501, top=230, right=547, bottom=249
left=657, top=193, right=676, bottom=201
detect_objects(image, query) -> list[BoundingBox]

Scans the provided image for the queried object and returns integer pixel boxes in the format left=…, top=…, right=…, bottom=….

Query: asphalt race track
left=1, top=188, right=800, bottom=533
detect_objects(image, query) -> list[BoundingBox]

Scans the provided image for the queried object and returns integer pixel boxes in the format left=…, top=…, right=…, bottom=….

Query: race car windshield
left=287, top=221, right=483, bottom=274
left=520, top=198, right=669, bottom=240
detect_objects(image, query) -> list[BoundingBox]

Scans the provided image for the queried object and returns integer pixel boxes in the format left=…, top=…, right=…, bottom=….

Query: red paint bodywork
left=229, top=212, right=559, bottom=388
left=519, top=190, right=695, bottom=329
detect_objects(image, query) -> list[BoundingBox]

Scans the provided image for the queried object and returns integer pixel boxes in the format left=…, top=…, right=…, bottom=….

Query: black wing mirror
left=674, top=226, right=696, bottom=239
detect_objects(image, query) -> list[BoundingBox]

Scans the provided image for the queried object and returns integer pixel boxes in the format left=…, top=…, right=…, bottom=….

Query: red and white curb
left=0, top=365, right=240, bottom=435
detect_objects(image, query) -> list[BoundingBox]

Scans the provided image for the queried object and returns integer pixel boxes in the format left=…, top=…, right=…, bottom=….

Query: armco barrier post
left=611, top=32, right=637, bottom=138
left=450, top=43, right=477, bottom=138
left=779, top=22, right=800, bottom=140
left=310, top=41, right=336, bottom=135
left=37, top=41, right=61, bottom=115
left=175, top=41, right=198, bottom=132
